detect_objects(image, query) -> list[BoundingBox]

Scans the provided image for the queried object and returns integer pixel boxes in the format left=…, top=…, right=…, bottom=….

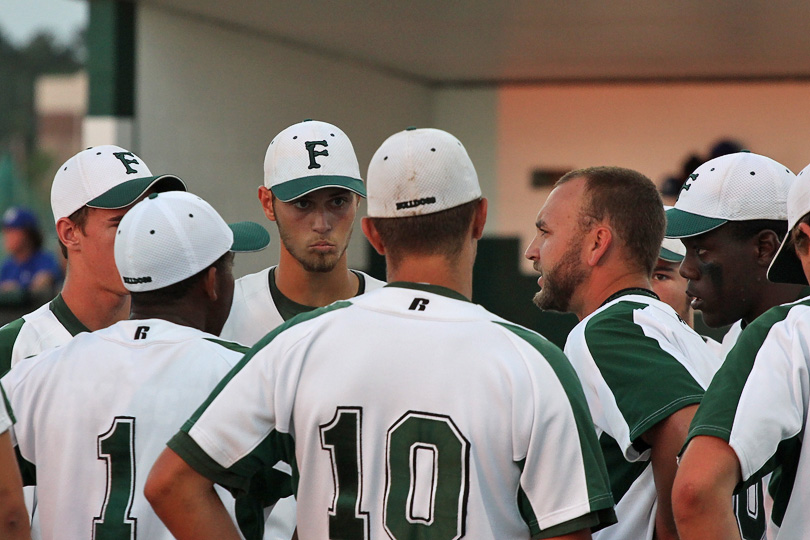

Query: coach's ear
left=258, top=186, right=277, bottom=222
left=56, top=217, right=82, bottom=253
left=586, top=224, right=613, bottom=268
left=361, top=217, right=386, bottom=255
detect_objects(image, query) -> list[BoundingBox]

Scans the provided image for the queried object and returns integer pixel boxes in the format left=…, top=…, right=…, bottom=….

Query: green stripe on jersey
left=0, top=317, right=24, bottom=376
left=583, top=301, right=704, bottom=444
left=495, top=322, right=615, bottom=527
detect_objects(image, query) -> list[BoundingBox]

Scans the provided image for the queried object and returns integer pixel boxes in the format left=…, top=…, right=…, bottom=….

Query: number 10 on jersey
left=320, top=407, right=470, bottom=540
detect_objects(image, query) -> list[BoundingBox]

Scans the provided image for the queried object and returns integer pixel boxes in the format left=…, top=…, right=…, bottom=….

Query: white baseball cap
left=665, top=152, right=795, bottom=238
left=114, top=191, right=270, bottom=292
left=264, top=119, right=366, bottom=201
left=366, top=127, right=481, bottom=218
left=768, top=164, right=810, bottom=285
left=51, top=145, right=186, bottom=223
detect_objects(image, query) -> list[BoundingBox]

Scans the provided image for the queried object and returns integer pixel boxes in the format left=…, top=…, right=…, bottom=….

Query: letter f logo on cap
left=305, top=140, right=329, bottom=169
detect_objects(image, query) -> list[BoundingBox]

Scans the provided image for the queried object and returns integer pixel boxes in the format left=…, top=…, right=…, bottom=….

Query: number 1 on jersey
left=93, top=416, right=137, bottom=540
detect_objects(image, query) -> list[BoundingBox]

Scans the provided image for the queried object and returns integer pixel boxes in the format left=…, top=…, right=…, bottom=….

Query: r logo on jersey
left=408, top=298, right=429, bottom=311
left=134, top=326, right=150, bottom=340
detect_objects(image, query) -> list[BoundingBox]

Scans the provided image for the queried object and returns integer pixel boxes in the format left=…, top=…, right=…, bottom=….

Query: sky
left=0, top=0, right=87, bottom=46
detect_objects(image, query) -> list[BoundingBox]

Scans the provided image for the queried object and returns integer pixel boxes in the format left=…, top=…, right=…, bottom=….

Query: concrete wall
left=135, top=4, right=432, bottom=277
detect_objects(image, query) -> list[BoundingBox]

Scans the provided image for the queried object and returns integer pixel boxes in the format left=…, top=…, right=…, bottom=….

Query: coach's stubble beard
left=532, top=240, right=588, bottom=313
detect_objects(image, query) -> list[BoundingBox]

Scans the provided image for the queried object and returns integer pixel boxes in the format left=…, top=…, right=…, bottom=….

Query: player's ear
left=361, top=217, right=386, bottom=255
left=471, top=198, right=488, bottom=240
left=258, top=187, right=278, bottom=222
left=202, top=266, right=219, bottom=301
left=56, top=217, right=82, bottom=253
left=586, top=225, right=612, bottom=267
left=754, top=229, right=781, bottom=266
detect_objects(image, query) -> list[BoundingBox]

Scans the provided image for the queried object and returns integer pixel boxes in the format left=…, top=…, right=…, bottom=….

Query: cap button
left=405, top=126, right=417, bottom=131
left=148, top=193, right=159, bottom=199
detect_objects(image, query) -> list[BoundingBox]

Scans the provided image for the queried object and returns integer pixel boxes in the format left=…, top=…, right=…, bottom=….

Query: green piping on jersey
left=583, top=300, right=704, bottom=445
left=0, top=317, right=25, bottom=376
left=599, top=432, right=649, bottom=503
left=203, top=338, right=249, bottom=354
left=496, top=321, right=616, bottom=533
left=49, top=294, right=91, bottom=336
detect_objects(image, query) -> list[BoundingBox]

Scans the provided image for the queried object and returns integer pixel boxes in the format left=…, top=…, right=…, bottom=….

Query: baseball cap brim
left=767, top=236, right=808, bottom=285
left=659, top=246, right=684, bottom=263
left=665, top=207, right=727, bottom=238
left=87, top=174, right=187, bottom=209
left=229, top=221, right=270, bottom=252
left=270, top=175, right=366, bottom=202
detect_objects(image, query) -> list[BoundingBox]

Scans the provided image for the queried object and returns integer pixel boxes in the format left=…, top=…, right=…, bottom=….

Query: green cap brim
left=87, top=175, right=187, bottom=209
left=665, top=208, right=727, bottom=238
left=229, top=221, right=270, bottom=252
left=659, top=246, right=684, bottom=263
left=767, top=236, right=808, bottom=285
left=271, top=175, right=366, bottom=202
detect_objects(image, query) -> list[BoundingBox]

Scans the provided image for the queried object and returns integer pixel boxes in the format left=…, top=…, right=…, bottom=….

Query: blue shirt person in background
left=0, top=207, right=63, bottom=298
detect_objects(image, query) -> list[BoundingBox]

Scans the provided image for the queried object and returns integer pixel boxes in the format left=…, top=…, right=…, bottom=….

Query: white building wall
left=135, top=4, right=432, bottom=276
left=495, top=82, right=810, bottom=272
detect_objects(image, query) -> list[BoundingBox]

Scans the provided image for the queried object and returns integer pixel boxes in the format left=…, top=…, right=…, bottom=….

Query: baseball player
left=665, top=151, right=807, bottom=359
left=653, top=235, right=693, bottom=328
left=1, top=191, right=270, bottom=540
left=525, top=166, right=721, bottom=540
left=146, top=127, right=617, bottom=540
left=0, top=384, right=29, bottom=540
left=665, top=152, right=810, bottom=537
left=673, top=163, right=810, bottom=539
left=220, top=119, right=385, bottom=347
left=0, top=145, right=186, bottom=376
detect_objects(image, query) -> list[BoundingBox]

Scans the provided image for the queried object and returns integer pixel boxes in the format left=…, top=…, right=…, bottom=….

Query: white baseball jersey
left=686, top=296, right=810, bottom=539
left=719, top=320, right=744, bottom=360
left=170, top=283, right=617, bottom=538
left=220, top=266, right=385, bottom=540
left=0, top=294, right=88, bottom=375
left=0, top=382, right=12, bottom=434
left=221, top=266, right=385, bottom=346
left=564, top=289, right=722, bottom=540
left=1, top=319, right=252, bottom=540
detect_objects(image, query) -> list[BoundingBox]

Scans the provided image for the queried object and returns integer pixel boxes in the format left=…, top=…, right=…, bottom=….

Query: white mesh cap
left=264, top=120, right=366, bottom=201
left=666, top=152, right=794, bottom=238
left=114, top=192, right=270, bottom=292
left=768, top=163, right=810, bottom=285
left=51, top=145, right=186, bottom=223
left=366, top=127, right=481, bottom=218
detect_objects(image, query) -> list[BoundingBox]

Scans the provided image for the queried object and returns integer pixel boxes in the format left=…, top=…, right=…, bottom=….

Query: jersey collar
left=600, top=287, right=659, bottom=308
left=48, top=294, right=91, bottom=336
left=385, top=282, right=471, bottom=303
